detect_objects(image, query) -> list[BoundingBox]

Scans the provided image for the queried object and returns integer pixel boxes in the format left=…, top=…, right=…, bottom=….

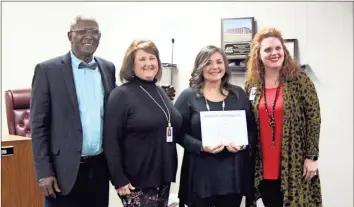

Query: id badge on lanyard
left=166, top=126, right=173, bottom=142
left=249, top=87, right=257, bottom=101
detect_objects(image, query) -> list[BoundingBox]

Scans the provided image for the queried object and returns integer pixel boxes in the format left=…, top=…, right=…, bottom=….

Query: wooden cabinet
left=1, top=135, right=43, bottom=207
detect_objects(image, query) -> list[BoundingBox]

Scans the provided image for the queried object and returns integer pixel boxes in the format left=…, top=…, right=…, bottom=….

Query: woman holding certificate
left=175, top=45, right=257, bottom=207
left=244, top=28, right=322, bottom=206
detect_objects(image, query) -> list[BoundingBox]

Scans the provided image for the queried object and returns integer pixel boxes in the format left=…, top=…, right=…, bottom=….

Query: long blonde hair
left=245, top=28, right=300, bottom=85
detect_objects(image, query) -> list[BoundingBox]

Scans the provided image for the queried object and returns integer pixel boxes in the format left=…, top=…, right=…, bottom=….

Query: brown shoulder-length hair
left=189, top=45, right=235, bottom=97
left=120, top=40, right=163, bottom=82
left=245, top=28, right=300, bottom=86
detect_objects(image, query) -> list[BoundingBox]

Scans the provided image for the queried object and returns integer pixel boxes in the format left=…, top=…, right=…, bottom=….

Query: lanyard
left=140, top=86, right=171, bottom=127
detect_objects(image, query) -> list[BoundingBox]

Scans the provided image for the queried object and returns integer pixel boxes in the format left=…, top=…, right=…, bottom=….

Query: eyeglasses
left=70, top=29, right=100, bottom=36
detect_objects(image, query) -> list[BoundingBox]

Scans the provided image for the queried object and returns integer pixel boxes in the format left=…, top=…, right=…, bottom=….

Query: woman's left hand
left=303, top=159, right=318, bottom=181
left=226, top=144, right=246, bottom=153
left=226, top=144, right=241, bottom=153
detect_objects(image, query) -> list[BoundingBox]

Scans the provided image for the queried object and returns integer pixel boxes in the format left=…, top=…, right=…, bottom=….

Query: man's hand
left=38, top=176, right=61, bottom=198
left=116, top=183, right=135, bottom=196
left=161, top=85, right=176, bottom=101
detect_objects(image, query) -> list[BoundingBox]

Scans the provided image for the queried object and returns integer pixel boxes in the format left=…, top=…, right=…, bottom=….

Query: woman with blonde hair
left=103, top=40, right=182, bottom=207
left=244, top=28, right=322, bottom=206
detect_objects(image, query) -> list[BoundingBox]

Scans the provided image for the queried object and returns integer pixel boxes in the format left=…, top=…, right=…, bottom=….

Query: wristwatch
left=306, top=155, right=318, bottom=161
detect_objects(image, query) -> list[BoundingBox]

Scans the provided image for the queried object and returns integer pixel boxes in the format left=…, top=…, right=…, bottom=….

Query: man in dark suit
left=30, top=16, right=116, bottom=207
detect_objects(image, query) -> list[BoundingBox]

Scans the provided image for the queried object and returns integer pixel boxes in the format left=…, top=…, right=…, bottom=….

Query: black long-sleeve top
left=175, top=86, right=257, bottom=204
left=103, top=76, right=182, bottom=189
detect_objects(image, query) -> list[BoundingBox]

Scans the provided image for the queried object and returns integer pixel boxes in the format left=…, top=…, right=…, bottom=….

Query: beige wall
left=2, top=2, right=353, bottom=207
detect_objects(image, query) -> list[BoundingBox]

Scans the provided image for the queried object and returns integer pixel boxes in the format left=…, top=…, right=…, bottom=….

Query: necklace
left=140, top=86, right=171, bottom=127
left=262, top=83, right=281, bottom=147
left=204, top=97, right=225, bottom=111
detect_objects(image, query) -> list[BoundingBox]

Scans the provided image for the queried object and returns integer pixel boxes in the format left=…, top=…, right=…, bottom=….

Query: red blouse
left=258, top=85, right=283, bottom=180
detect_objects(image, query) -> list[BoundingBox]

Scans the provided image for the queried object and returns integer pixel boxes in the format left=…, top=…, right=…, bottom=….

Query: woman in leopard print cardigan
left=244, top=28, right=322, bottom=207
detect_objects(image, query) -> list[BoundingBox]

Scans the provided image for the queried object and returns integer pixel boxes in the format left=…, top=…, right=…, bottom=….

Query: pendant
left=166, top=123, right=173, bottom=142
left=269, top=118, right=275, bottom=127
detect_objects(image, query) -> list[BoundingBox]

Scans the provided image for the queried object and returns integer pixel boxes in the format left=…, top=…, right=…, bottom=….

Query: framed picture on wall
left=284, top=39, right=298, bottom=62
left=221, top=17, right=255, bottom=59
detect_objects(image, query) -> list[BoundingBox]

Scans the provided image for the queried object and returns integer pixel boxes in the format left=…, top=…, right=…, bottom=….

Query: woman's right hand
left=116, top=183, right=135, bottom=196
left=202, top=144, right=224, bottom=154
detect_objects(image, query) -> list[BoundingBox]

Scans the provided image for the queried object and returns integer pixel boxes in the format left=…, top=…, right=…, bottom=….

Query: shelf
left=229, top=65, right=246, bottom=72
left=231, top=71, right=246, bottom=76
left=300, top=64, right=310, bottom=71
left=229, top=64, right=246, bottom=76
left=162, top=63, right=178, bottom=70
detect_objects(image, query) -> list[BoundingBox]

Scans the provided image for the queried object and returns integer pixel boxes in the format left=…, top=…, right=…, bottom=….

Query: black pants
left=259, top=179, right=283, bottom=207
left=119, top=184, right=171, bottom=207
left=45, top=153, right=110, bottom=207
left=191, top=193, right=243, bottom=207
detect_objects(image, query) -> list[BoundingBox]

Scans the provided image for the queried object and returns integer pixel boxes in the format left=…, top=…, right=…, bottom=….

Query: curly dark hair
left=189, top=45, right=235, bottom=97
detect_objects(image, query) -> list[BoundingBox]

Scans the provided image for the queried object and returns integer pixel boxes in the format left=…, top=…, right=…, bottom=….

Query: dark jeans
left=119, top=184, right=171, bottom=207
left=191, top=193, right=243, bottom=207
left=45, top=153, right=110, bottom=207
left=259, top=179, right=283, bottom=207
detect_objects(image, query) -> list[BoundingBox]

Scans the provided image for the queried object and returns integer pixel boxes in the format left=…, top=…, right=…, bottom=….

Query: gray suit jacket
left=30, top=52, right=116, bottom=195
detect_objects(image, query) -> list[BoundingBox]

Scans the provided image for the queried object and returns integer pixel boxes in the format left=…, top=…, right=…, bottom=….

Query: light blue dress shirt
left=70, top=51, right=104, bottom=156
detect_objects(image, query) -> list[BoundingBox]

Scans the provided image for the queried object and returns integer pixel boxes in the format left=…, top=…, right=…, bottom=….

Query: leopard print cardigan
left=245, top=71, right=322, bottom=207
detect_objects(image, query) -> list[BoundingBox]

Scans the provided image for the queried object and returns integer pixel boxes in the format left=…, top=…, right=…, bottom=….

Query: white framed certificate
left=200, top=110, right=248, bottom=147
